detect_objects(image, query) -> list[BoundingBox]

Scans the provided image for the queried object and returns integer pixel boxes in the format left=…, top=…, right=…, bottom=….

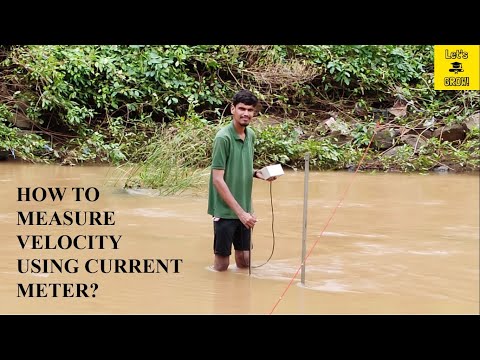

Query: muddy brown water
left=1, top=163, right=478, bottom=314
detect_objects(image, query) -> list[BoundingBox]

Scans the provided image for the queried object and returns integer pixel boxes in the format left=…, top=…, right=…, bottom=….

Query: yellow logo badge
left=434, top=45, right=479, bottom=90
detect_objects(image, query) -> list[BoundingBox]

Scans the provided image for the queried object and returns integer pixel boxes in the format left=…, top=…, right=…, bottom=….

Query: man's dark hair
left=232, top=89, right=258, bottom=106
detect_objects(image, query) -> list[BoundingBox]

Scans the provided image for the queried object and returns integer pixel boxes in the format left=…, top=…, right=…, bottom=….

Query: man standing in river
left=207, top=89, right=277, bottom=271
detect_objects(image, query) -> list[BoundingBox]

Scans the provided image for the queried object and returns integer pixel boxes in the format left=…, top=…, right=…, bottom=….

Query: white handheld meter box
left=259, top=164, right=284, bottom=179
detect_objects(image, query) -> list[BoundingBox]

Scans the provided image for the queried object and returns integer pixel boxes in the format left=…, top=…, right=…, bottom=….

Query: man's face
left=231, top=103, right=256, bottom=127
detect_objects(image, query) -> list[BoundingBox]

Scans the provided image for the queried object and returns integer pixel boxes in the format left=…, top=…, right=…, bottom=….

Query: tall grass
left=112, top=121, right=219, bottom=195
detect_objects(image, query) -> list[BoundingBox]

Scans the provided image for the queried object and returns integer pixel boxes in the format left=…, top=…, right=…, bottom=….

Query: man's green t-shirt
left=207, top=121, right=255, bottom=219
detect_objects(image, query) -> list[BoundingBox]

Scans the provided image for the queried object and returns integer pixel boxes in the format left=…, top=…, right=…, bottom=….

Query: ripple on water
left=299, top=279, right=359, bottom=293
left=322, top=231, right=388, bottom=239
left=0, top=213, right=15, bottom=223
left=408, top=250, right=450, bottom=255
left=204, top=265, right=250, bottom=274
left=125, top=188, right=161, bottom=197
left=131, top=208, right=178, bottom=218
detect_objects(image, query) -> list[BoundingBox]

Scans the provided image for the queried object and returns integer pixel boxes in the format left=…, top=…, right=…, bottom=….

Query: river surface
left=0, top=162, right=478, bottom=314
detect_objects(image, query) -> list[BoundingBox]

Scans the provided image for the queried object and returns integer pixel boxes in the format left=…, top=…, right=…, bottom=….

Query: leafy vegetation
left=1, top=45, right=478, bottom=192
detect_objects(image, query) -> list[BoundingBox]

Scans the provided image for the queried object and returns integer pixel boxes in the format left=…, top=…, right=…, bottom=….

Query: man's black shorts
left=213, top=218, right=251, bottom=256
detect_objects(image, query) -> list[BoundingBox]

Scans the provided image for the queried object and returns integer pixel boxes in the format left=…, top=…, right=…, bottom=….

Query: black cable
left=251, top=181, right=275, bottom=268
